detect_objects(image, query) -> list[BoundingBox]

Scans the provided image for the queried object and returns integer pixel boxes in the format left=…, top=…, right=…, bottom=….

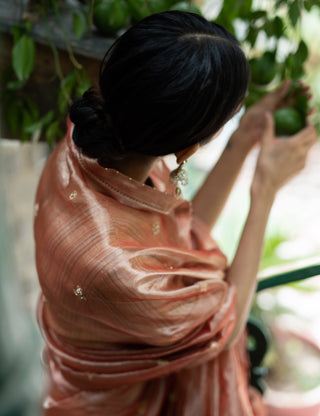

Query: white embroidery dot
left=200, top=282, right=208, bottom=293
left=69, top=190, right=77, bottom=200
left=152, top=222, right=160, bottom=235
left=73, top=285, right=86, bottom=301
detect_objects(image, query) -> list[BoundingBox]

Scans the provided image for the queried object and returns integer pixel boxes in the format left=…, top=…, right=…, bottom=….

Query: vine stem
left=52, top=1, right=82, bottom=70
left=42, top=7, right=71, bottom=106
left=297, top=0, right=303, bottom=42
left=90, top=0, right=95, bottom=29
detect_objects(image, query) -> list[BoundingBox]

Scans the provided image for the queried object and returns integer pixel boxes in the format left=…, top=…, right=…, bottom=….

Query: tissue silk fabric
left=34, top=122, right=266, bottom=416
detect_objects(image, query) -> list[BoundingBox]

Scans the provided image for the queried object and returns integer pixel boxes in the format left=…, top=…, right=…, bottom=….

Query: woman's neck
left=102, top=153, right=158, bottom=184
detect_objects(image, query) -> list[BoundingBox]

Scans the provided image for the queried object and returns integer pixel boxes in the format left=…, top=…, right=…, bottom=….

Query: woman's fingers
left=289, top=124, right=317, bottom=147
left=275, top=79, right=292, bottom=100
left=307, top=106, right=317, bottom=116
left=259, top=79, right=291, bottom=110
left=255, top=121, right=317, bottom=193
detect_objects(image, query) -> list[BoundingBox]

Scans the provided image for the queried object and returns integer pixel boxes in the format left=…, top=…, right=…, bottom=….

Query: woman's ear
left=175, top=143, right=200, bottom=164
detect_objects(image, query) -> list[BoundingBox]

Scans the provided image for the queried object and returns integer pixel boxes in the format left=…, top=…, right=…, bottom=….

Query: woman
left=34, top=11, right=316, bottom=416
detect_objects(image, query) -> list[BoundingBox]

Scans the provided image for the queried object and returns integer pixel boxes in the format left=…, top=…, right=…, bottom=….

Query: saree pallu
left=34, top=121, right=266, bottom=415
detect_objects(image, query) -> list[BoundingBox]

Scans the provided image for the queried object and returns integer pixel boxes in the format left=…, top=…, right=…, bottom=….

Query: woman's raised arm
left=224, top=114, right=317, bottom=348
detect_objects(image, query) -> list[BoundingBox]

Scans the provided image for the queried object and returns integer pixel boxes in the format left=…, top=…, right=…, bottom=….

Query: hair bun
left=69, top=88, right=125, bottom=162
left=69, top=102, right=100, bottom=127
left=69, top=88, right=106, bottom=128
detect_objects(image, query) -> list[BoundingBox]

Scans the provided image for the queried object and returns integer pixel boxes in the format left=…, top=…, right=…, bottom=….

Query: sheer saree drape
left=34, top=122, right=266, bottom=415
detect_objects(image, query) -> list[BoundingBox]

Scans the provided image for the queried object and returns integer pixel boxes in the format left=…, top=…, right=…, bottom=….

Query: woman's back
left=35, top=125, right=264, bottom=415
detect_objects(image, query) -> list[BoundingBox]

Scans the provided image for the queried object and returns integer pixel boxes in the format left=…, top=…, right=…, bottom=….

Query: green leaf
left=24, top=96, right=39, bottom=120
left=249, top=10, right=267, bottom=21
left=25, top=110, right=54, bottom=133
left=12, top=25, right=22, bottom=43
left=288, top=0, right=300, bottom=27
left=285, top=52, right=304, bottom=80
left=215, top=15, right=235, bottom=35
left=25, top=21, right=33, bottom=33
left=283, top=40, right=308, bottom=81
left=284, top=53, right=294, bottom=72
left=246, top=25, right=259, bottom=46
left=219, top=0, right=239, bottom=13
left=12, top=35, right=36, bottom=82
left=263, top=20, right=274, bottom=37
left=21, top=109, right=33, bottom=141
left=296, top=39, right=309, bottom=65
left=58, top=89, right=69, bottom=114
left=6, top=79, right=27, bottom=90
left=58, top=71, right=78, bottom=113
left=81, top=7, right=91, bottom=29
left=73, top=12, right=85, bottom=39
left=75, top=71, right=91, bottom=97
left=216, top=0, right=239, bottom=29
left=238, top=0, right=253, bottom=18
left=303, top=0, right=315, bottom=11
left=46, top=120, right=62, bottom=147
left=273, top=16, right=284, bottom=38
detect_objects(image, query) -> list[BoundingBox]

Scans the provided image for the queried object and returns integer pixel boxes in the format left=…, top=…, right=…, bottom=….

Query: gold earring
left=170, top=160, right=188, bottom=196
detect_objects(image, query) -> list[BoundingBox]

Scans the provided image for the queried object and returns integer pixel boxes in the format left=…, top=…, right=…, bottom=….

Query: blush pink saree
left=34, top=122, right=266, bottom=415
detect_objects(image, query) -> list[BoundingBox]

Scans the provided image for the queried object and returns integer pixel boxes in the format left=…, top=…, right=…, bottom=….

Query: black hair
left=70, top=11, right=250, bottom=164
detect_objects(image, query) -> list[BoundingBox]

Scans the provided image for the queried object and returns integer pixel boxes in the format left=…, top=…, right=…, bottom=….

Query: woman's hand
left=235, top=79, right=311, bottom=151
left=252, top=112, right=317, bottom=198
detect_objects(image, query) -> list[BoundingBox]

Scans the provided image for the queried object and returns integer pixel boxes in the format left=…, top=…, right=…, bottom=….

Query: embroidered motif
left=152, top=222, right=160, bottom=235
left=73, top=285, right=87, bottom=301
left=69, top=190, right=77, bottom=200
left=199, top=281, right=208, bottom=292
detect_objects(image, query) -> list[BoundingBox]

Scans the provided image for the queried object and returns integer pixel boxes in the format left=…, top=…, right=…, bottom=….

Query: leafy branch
left=2, top=0, right=91, bottom=145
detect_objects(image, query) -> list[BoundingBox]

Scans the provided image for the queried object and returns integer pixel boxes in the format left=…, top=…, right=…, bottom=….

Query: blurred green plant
left=2, top=0, right=320, bottom=144
left=2, top=0, right=91, bottom=145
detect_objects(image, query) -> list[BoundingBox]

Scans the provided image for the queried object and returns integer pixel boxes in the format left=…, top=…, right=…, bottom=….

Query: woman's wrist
left=250, top=176, right=276, bottom=208
left=227, top=129, right=255, bottom=156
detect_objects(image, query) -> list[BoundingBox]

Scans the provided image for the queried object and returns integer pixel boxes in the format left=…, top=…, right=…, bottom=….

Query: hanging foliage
left=2, top=0, right=319, bottom=144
